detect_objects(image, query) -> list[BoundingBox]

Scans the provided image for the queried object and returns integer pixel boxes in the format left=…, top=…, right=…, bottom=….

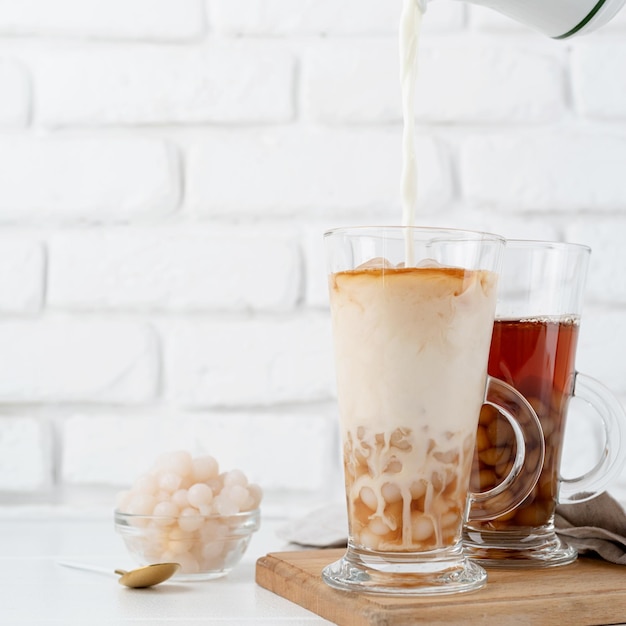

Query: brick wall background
left=1, top=0, right=626, bottom=510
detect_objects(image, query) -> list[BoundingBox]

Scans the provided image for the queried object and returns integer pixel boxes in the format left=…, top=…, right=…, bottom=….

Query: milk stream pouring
left=419, top=0, right=626, bottom=38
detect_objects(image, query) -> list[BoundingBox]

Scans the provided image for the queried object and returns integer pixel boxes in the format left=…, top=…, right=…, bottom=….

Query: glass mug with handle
left=464, top=240, right=626, bottom=568
left=323, top=227, right=544, bottom=595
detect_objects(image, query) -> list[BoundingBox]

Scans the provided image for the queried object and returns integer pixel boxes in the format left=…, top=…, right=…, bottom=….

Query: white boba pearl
left=158, top=471, right=182, bottom=493
left=127, top=493, right=157, bottom=516
left=178, top=507, right=204, bottom=532
left=223, top=485, right=248, bottom=510
left=411, top=512, right=435, bottom=542
left=244, top=484, right=263, bottom=510
left=223, top=469, right=248, bottom=488
left=381, top=482, right=402, bottom=504
left=368, top=518, right=391, bottom=536
left=187, top=483, right=213, bottom=508
left=192, top=456, right=219, bottom=482
left=162, top=450, right=193, bottom=477
left=132, top=473, right=158, bottom=495
left=153, top=500, right=179, bottom=519
left=172, top=489, right=189, bottom=509
left=214, top=494, right=238, bottom=516
left=359, top=486, right=378, bottom=510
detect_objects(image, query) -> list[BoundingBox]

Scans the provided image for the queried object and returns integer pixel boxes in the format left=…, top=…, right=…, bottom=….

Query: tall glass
left=323, top=227, right=544, bottom=595
left=464, top=240, right=626, bottom=568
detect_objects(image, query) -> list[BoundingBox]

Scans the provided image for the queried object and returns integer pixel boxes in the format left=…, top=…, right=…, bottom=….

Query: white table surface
left=0, top=507, right=333, bottom=625
left=2, top=500, right=625, bottom=625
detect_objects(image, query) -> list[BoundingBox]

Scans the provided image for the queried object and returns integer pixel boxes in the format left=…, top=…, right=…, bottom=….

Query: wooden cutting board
left=255, top=548, right=626, bottom=625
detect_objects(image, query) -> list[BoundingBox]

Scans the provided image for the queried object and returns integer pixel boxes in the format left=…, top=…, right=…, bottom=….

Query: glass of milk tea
left=323, top=226, right=544, bottom=595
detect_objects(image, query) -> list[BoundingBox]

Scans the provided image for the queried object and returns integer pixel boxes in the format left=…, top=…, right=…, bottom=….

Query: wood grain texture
left=255, top=548, right=626, bottom=626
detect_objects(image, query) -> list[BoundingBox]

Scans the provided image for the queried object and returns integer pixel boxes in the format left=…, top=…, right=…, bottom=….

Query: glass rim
left=324, top=225, right=506, bottom=243
left=505, top=239, right=591, bottom=254
left=114, top=508, right=260, bottom=522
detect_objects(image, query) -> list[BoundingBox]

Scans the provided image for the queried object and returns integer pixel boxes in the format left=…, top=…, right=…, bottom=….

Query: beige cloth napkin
left=280, top=493, right=626, bottom=565
left=555, top=492, right=626, bottom=565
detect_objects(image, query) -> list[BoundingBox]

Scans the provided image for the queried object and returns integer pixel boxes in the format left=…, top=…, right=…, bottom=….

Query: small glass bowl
left=114, top=508, right=261, bottom=581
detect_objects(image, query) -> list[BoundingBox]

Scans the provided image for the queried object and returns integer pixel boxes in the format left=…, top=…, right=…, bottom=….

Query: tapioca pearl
left=381, top=482, right=402, bottom=504
left=132, top=473, right=159, bottom=495
left=197, top=504, right=213, bottom=516
left=441, top=509, right=462, bottom=529
left=410, top=512, right=435, bottom=542
left=199, top=519, right=224, bottom=541
left=192, top=455, right=219, bottom=482
left=127, top=493, right=157, bottom=516
left=368, top=517, right=392, bottom=536
left=223, top=469, right=248, bottom=488
left=171, top=488, right=189, bottom=509
left=222, top=484, right=248, bottom=510
left=524, top=395, right=548, bottom=420
left=383, top=500, right=403, bottom=531
left=152, top=500, right=179, bottom=524
left=495, top=457, right=515, bottom=479
left=167, top=527, right=195, bottom=552
left=214, top=494, right=239, bottom=516
left=143, top=526, right=167, bottom=550
left=479, top=404, right=499, bottom=426
left=359, top=486, right=378, bottom=510
left=243, top=483, right=263, bottom=510
left=430, top=470, right=446, bottom=492
left=205, top=476, right=223, bottom=495
left=154, top=489, right=173, bottom=503
left=160, top=450, right=194, bottom=478
left=158, top=471, right=183, bottom=493
left=178, top=507, right=205, bottom=532
left=478, top=446, right=510, bottom=466
left=410, top=479, right=426, bottom=500
left=201, top=539, right=224, bottom=561
left=357, top=527, right=381, bottom=550
left=472, top=468, right=496, bottom=490
left=187, top=482, right=214, bottom=508
left=475, top=425, right=490, bottom=452
left=487, top=417, right=514, bottom=448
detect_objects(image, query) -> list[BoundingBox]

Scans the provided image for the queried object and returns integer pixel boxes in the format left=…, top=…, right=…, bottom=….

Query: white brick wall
left=35, top=43, right=295, bottom=127
left=0, top=136, right=180, bottom=221
left=0, top=0, right=206, bottom=40
left=1, top=0, right=626, bottom=508
left=0, top=59, right=30, bottom=127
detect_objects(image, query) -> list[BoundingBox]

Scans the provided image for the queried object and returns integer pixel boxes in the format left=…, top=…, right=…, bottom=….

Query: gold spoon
left=58, top=560, right=180, bottom=588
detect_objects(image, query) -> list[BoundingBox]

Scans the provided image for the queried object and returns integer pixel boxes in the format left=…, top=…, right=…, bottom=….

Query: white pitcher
left=423, top=0, right=626, bottom=38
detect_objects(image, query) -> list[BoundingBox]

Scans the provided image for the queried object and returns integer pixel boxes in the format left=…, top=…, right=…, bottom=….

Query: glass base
left=463, top=527, right=577, bottom=569
left=321, top=544, right=487, bottom=596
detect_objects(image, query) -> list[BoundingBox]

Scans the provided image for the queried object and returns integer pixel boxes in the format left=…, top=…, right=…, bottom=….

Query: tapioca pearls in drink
left=470, top=317, right=578, bottom=529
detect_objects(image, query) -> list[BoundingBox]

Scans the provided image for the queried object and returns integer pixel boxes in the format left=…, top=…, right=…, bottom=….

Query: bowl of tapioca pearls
left=115, top=451, right=263, bottom=580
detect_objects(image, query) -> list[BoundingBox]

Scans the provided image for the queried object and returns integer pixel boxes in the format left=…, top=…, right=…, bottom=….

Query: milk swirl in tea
left=329, top=263, right=498, bottom=551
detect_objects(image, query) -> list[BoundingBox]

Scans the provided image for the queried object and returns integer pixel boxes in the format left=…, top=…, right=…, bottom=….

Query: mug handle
left=559, top=372, right=626, bottom=504
left=468, top=376, right=545, bottom=522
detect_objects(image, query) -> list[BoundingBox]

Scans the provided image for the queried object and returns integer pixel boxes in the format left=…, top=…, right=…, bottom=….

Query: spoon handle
left=57, top=560, right=115, bottom=577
